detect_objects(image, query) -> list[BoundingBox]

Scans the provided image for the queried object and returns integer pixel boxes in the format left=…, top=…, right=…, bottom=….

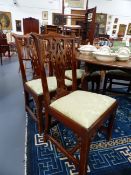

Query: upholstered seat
left=50, top=90, right=116, bottom=129
left=65, top=69, right=84, bottom=79
left=26, top=77, right=72, bottom=95
left=65, top=68, right=101, bottom=91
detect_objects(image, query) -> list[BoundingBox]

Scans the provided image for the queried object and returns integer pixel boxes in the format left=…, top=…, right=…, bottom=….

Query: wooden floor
left=0, top=55, right=25, bottom=175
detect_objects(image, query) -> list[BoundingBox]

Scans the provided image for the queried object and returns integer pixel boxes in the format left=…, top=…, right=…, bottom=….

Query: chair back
left=32, top=33, right=77, bottom=104
left=13, top=34, right=42, bottom=84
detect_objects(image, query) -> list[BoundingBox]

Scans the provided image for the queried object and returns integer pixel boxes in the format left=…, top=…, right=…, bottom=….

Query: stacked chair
left=31, top=33, right=118, bottom=175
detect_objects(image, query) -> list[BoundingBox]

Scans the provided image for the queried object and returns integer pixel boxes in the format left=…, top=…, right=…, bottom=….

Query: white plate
left=78, top=45, right=97, bottom=52
left=93, top=52, right=117, bottom=62
left=117, top=47, right=130, bottom=57
left=116, top=55, right=130, bottom=61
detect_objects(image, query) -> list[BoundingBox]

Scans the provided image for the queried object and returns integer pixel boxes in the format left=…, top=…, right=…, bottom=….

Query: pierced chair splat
left=33, top=34, right=118, bottom=175
left=13, top=33, right=59, bottom=134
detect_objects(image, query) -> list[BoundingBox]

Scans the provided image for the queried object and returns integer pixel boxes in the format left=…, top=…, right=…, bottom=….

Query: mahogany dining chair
left=32, top=33, right=118, bottom=175
left=13, top=33, right=72, bottom=134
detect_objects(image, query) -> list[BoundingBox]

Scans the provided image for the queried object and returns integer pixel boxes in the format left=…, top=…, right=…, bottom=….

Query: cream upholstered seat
left=50, top=90, right=116, bottom=129
left=65, top=69, right=84, bottom=79
left=26, top=77, right=72, bottom=95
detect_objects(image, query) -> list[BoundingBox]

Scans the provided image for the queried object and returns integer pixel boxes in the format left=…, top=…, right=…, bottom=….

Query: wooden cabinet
left=23, top=17, right=39, bottom=34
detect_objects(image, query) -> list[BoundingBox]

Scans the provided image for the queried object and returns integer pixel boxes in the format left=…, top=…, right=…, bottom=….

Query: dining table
left=76, top=52, right=131, bottom=90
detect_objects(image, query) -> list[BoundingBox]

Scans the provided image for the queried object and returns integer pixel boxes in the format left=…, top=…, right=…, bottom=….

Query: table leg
left=0, top=53, right=2, bottom=65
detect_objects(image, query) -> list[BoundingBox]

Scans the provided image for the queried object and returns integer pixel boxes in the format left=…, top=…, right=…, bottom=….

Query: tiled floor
left=0, top=55, right=25, bottom=175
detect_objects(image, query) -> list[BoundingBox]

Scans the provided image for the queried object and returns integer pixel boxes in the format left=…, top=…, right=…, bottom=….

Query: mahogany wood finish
left=13, top=33, right=57, bottom=134
left=71, top=10, right=86, bottom=25
left=32, top=33, right=117, bottom=175
left=13, top=33, right=43, bottom=133
left=77, top=53, right=131, bottom=72
left=23, top=17, right=39, bottom=34
left=0, top=33, right=10, bottom=65
left=85, top=7, right=96, bottom=44
left=43, top=32, right=100, bottom=91
left=44, top=25, right=59, bottom=34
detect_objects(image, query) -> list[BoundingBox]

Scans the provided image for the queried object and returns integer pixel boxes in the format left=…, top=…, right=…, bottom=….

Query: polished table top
left=76, top=53, right=131, bottom=72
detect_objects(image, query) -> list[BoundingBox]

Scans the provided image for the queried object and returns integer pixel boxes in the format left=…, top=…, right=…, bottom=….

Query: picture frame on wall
left=112, top=30, right=116, bottom=35
left=118, top=24, right=127, bottom=37
left=113, top=25, right=117, bottom=29
left=52, top=13, right=66, bottom=25
left=114, top=18, right=118, bottom=23
left=127, top=23, right=131, bottom=35
left=67, top=0, right=84, bottom=8
left=0, top=11, right=12, bottom=30
left=96, top=13, right=107, bottom=34
left=15, top=20, right=22, bottom=32
left=42, top=11, right=48, bottom=20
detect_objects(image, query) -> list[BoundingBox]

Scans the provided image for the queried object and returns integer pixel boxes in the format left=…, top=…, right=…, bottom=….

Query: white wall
left=0, top=0, right=62, bottom=34
left=0, top=0, right=131, bottom=37
left=88, top=0, right=131, bottom=37
left=0, top=0, right=87, bottom=34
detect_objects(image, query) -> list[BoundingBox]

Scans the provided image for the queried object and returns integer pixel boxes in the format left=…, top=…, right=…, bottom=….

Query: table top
left=76, top=53, right=131, bottom=71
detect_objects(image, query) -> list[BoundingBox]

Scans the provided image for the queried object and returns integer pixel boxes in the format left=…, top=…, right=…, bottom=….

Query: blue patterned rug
left=25, top=95, right=131, bottom=175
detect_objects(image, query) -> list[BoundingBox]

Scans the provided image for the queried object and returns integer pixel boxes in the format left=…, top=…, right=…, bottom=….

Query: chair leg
left=0, top=53, right=2, bottom=65
left=127, top=81, right=131, bottom=92
left=79, top=136, right=91, bottom=175
left=81, top=76, right=89, bottom=91
left=103, top=76, right=108, bottom=93
left=8, top=49, right=11, bottom=58
left=107, top=112, right=116, bottom=141
left=96, top=78, right=101, bottom=92
left=108, top=78, right=112, bottom=90
left=24, top=90, right=30, bottom=111
left=35, top=99, right=43, bottom=134
left=44, top=112, right=51, bottom=142
left=91, top=81, right=94, bottom=91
